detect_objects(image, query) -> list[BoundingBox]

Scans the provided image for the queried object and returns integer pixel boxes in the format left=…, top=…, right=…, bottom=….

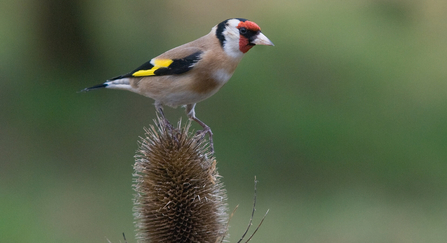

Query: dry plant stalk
left=133, top=117, right=228, bottom=243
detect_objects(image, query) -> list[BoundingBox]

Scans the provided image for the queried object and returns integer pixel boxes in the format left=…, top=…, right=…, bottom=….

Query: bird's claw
left=157, top=116, right=181, bottom=148
left=164, top=119, right=175, bottom=131
left=165, top=121, right=181, bottom=148
left=195, top=126, right=214, bottom=153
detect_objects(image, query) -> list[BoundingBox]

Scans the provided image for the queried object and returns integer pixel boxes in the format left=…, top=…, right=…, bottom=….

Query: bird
left=81, top=18, right=274, bottom=152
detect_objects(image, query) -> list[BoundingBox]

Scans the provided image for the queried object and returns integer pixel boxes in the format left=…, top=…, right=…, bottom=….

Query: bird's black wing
left=108, top=51, right=203, bottom=81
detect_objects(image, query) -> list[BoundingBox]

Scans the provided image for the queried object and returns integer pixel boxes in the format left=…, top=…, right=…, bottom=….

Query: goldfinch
left=82, top=18, right=273, bottom=152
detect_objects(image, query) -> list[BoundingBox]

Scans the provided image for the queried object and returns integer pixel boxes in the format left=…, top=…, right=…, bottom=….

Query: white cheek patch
left=222, top=34, right=243, bottom=58
left=222, top=20, right=244, bottom=59
left=213, top=69, right=232, bottom=83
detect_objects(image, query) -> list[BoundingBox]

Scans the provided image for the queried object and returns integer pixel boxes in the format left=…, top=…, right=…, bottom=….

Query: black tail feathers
left=78, top=83, right=108, bottom=93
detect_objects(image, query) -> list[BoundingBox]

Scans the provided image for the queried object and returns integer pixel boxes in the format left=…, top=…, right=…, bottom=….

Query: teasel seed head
left=133, top=117, right=228, bottom=243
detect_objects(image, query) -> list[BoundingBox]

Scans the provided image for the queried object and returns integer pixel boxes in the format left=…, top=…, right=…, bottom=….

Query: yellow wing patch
left=132, top=59, right=173, bottom=77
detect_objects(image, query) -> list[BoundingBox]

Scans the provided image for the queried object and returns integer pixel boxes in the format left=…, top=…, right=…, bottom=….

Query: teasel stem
left=133, top=115, right=228, bottom=243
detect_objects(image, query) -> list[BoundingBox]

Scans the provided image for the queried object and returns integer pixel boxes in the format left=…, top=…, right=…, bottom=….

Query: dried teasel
left=133, top=117, right=228, bottom=243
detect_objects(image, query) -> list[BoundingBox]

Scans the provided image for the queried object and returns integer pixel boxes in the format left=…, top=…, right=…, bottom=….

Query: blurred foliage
left=1, top=0, right=447, bottom=242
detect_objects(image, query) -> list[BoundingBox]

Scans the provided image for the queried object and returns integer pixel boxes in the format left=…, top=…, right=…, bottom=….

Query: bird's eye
left=239, top=27, right=247, bottom=34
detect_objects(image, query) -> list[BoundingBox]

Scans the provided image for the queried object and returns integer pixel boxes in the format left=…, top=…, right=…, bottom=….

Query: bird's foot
left=164, top=118, right=175, bottom=131
left=196, top=126, right=214, bottom=153
left=157, top=115, right=173, bottom=130
left=157, top=116, right=181, bottom=147
left=165, top=119, right=181, bottom=147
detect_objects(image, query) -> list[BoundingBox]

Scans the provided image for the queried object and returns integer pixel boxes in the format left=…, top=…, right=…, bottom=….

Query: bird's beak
left=252, top=32, right=274, bottom=46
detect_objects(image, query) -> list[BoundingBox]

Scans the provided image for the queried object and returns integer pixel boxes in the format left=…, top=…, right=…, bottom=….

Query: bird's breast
left=212, top=69, right=233, bottom=83
left=190, top=73, right=226, bottom=94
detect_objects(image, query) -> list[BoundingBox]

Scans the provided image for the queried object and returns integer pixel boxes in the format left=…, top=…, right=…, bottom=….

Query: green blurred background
left=2, top=0, right=447, bottom=242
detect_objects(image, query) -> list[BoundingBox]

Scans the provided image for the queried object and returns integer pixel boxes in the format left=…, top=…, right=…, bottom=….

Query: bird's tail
left=79, top=78, right=133, bottom=93
left=79, top=83, right=108, bottom=93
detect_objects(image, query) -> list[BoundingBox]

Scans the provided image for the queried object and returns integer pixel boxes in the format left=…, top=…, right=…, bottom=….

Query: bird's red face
left=215, top=18, right=273, bottom=58
left=237, top=20, right=273, bottom=53
left=237, top=21, right=261, bottom=53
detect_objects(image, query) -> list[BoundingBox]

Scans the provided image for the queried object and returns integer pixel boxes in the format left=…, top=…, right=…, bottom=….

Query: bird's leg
left=155, top=102, right=181, bottom=147
left=186, top=104, right=214, bottom=153
left=155, top=102, right=174, bottom=131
